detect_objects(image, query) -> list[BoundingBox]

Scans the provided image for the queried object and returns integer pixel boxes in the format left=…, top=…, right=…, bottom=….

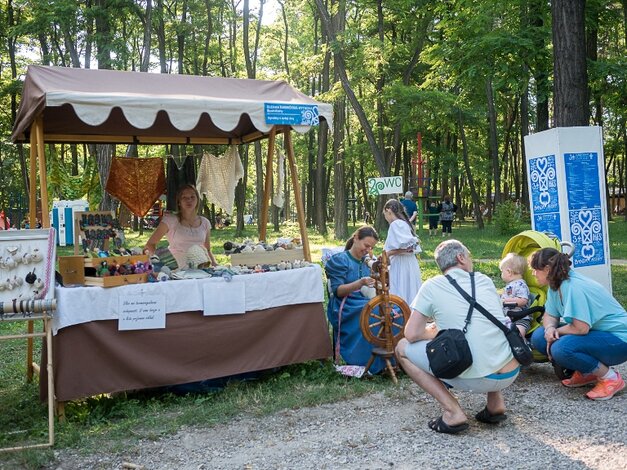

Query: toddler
left=499, top=253, right=531, bottom=338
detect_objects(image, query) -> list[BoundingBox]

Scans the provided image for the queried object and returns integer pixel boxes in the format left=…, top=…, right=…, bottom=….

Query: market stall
left=11, top=65, right=334, bottom=406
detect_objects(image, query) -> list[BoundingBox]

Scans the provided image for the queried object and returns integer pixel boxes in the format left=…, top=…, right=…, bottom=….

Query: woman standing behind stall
left=325, top=226, right=387, bottom=373
left=382, top=199, right=422, bottom=307
left=529, top=248, right=627, bottom=400
left=144, top=184, right=218, bottom=268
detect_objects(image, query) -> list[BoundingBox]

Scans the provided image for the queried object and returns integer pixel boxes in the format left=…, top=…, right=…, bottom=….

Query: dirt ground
left=48, top=361, right=627, bottom=470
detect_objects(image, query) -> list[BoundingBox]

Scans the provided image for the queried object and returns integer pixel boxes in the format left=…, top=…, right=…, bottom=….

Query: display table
left=40, top=266, right=332, bottom=402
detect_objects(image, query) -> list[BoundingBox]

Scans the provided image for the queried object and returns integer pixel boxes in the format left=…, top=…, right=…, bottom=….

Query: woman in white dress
left=383, top=199, right=422, bottom=307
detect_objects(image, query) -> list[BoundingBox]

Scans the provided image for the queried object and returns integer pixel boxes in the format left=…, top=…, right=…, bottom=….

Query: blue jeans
left=531, top=327, right=627, bottom=374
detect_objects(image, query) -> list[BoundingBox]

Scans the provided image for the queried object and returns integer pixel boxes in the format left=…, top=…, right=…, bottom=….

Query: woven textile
left=105, top=157, right=166, bottom=217
left=196, top=145, right=244, bottom=215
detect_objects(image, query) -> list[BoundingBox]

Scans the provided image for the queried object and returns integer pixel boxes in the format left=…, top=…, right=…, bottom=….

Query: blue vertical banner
left=529, top=155, right=559, bottom=213
left=264, top=103, right=320, bottom=126
left=564, top=153, right=605, bottom=267
left=529, top=155, right=561, bottom=237
left=534, top=213, right=562, bottom=240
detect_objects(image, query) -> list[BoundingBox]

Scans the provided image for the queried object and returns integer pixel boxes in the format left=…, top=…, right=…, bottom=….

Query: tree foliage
left=0, top=0, right=625, bottom=232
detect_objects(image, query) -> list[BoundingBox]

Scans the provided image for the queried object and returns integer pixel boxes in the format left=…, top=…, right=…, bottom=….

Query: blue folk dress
left=325, top=250, right=385, bottom=374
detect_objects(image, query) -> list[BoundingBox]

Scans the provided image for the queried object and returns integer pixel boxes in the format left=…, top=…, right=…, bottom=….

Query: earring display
left=0, top=228, right=57, bottom=320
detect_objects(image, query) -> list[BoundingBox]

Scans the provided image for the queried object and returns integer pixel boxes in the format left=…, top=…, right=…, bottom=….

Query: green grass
left=1, top=219, right=626, bottom=467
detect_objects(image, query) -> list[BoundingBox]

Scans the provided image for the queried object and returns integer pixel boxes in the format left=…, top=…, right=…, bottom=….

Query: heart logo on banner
left=536, top=157, right=548, bottom=174
left=578, top=210, right=593, bottom=227
left=539, top=192, right=550, bottom=206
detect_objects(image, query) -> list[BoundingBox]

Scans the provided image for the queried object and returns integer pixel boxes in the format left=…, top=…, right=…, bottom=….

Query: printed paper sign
left=529, top=155, right=559, bottom=214
left=569, top=208, right=605, bottom=267
left=203, top=278, right=246, bottom=315
left=118, top=294, right=166, bottom=331
left=264, top=103, right=319, bottom=126
left=564, top=153, right=601, bottom=210
left=533, top=213, right=562, bottom=240
left=367, top=177, right=403, bottom=196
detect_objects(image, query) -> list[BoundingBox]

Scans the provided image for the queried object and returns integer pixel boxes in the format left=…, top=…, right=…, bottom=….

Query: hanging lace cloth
left=196, top=145, right=244, bottom=215
left=272, top=147, right=286, bottom=208
left=105, top=157, right=166, bottom=217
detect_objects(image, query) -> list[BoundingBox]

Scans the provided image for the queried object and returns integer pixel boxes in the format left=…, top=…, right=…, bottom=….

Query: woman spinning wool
left=529, top=248, right=627, bottom=400
left=144, top=184, right=218, bottom=269
left=325, top=226, right=387, bottom=373
left=382, top=199, right=422, bottom=307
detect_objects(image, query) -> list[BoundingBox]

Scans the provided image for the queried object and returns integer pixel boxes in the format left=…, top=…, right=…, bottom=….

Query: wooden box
left=84, top=273, right=148, bottom=288
left=84, top=255, right=149, bottom=268
left=230, top=247, right=304, bottom=267
left=58, top=255, right=86, bottom=286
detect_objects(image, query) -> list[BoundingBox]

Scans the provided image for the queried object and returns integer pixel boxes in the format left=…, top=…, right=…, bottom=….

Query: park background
left=0, top=0, right=626, bottom=467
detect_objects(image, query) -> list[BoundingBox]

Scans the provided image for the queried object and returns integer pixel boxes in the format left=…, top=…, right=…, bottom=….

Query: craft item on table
left=171, top=269, right=211, bottom=280
left=152, top=247, right=178, bottom=271
left=105, top=156, right=166, bottom=217
left=196, top=145, right=244, bottom=214
left=272, top=147, right=286, bottom=208
left=186, top=244, right=210, bottom=269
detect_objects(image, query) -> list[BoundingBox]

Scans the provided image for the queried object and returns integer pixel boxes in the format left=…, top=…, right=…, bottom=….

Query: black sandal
left=428, top=416, right=469, bottom=434
left=475, top=406, right=507, bottom=424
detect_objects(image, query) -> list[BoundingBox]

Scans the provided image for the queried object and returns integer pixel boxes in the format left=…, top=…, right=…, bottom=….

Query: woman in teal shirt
left=530, top=248, right=627, bottom=400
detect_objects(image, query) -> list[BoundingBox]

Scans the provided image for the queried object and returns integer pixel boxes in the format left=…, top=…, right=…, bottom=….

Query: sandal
left=475, top=406, right=507, bottom=424
left=428, top=416, right=469, bottom=434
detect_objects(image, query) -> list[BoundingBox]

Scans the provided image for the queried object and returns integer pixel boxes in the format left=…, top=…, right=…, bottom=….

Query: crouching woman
left=529, top=248, right=627, bottom=400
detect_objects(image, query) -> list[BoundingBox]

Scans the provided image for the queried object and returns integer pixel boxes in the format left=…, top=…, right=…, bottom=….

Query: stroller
left=501, top=230, right=574, bottom=380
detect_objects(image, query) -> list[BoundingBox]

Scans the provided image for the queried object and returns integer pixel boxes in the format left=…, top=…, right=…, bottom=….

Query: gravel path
left=49, top=362, right=626, bottom=470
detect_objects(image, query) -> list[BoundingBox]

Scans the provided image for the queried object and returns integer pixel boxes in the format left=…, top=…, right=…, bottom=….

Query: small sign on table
left=118, top=293, right=166, bottom=331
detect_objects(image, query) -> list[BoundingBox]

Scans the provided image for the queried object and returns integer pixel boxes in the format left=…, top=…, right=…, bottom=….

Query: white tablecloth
left=53, top=264, right=324, bottom=334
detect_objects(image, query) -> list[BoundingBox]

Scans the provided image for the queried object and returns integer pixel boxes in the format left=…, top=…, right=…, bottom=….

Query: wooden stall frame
left=26, top=122, right=313, bottom=415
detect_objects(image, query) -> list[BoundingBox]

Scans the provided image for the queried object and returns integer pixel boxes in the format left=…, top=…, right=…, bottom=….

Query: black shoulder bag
left=446, top=273, right=533, bottom=367
left=425, top=282, right=474, bottom=379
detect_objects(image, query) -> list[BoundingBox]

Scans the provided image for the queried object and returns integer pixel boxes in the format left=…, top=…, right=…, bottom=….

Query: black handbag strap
left=446, top=273, right=475, bottom=334
left=445, top=272, right=509, bottom=335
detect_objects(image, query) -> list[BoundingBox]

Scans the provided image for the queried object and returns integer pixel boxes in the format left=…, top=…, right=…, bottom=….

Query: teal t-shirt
left=545, top=270, right=627, bottom=342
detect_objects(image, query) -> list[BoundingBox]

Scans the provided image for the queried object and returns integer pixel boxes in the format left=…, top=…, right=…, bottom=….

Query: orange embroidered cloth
left=106, top=157, right=166, bottom=217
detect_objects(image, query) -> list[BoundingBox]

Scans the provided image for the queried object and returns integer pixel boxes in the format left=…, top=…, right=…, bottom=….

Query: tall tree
left=552, top=0, right=589, bottom=126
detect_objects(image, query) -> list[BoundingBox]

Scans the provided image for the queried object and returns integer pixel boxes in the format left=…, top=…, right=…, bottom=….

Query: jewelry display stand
left=0, top=228, right=57, bottom=452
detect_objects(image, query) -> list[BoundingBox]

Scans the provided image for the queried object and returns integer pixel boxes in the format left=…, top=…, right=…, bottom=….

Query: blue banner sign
left=264, top=103, right=320, bottom=126
left=529, top=155, right=559, bottom=214
left=534, top=213, right=562, bottom=240
left=564, top=152, right=604, bottom=267
left=569, top=208, right=605, bottom=267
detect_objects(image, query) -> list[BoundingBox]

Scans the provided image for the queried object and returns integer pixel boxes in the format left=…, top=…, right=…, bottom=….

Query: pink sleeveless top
left=162, top=213, right=211, bottom=268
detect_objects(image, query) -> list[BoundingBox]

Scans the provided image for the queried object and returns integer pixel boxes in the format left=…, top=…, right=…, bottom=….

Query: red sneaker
left=586, top=373, right=625, bottom=401
left=561, top=371, right=598, bottom=388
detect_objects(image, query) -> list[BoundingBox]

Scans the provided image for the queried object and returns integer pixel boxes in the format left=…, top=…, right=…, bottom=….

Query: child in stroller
left=501, top=230, right=574, bottom=380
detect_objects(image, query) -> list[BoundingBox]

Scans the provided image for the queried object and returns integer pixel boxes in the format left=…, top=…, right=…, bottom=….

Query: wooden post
left=259, top=127, right=276, bottom=242
left=283, top=127, right=311, bottom=261
left=45, top=316, right=55, bottom=445
left=34, top=116, right=50, bottom=228
left=26, top=129, right=39, bottom=382
left=29, top=128, right=38, bottom=228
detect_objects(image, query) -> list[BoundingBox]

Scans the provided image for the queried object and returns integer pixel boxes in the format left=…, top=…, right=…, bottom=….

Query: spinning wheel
left=359, top=252, right=411, bottom=382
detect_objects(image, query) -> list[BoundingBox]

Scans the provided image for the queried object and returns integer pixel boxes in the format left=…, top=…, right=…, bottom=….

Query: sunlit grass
left=3, top=218, right=625, bottom=466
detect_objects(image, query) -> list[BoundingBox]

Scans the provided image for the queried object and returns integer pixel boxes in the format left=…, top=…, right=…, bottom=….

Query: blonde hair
left=499, top=253, right=527, bottom=275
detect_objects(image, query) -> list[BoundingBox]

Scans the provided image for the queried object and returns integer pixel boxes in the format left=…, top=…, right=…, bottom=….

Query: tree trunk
left=458, top=111, right=484, bottom=229
left=314, top=0, right=386, bottom=176
left=486, top=77, right=501, bottom=206
left=552, top=0, right=589, bottom=126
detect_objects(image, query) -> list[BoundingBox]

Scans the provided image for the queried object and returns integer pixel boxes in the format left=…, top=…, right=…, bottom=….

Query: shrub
left=493, top=200, right=526, bottom=235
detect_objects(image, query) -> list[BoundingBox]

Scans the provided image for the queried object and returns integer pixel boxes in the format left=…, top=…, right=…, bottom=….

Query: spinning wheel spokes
left=360, top=294, right=411, bottom=348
